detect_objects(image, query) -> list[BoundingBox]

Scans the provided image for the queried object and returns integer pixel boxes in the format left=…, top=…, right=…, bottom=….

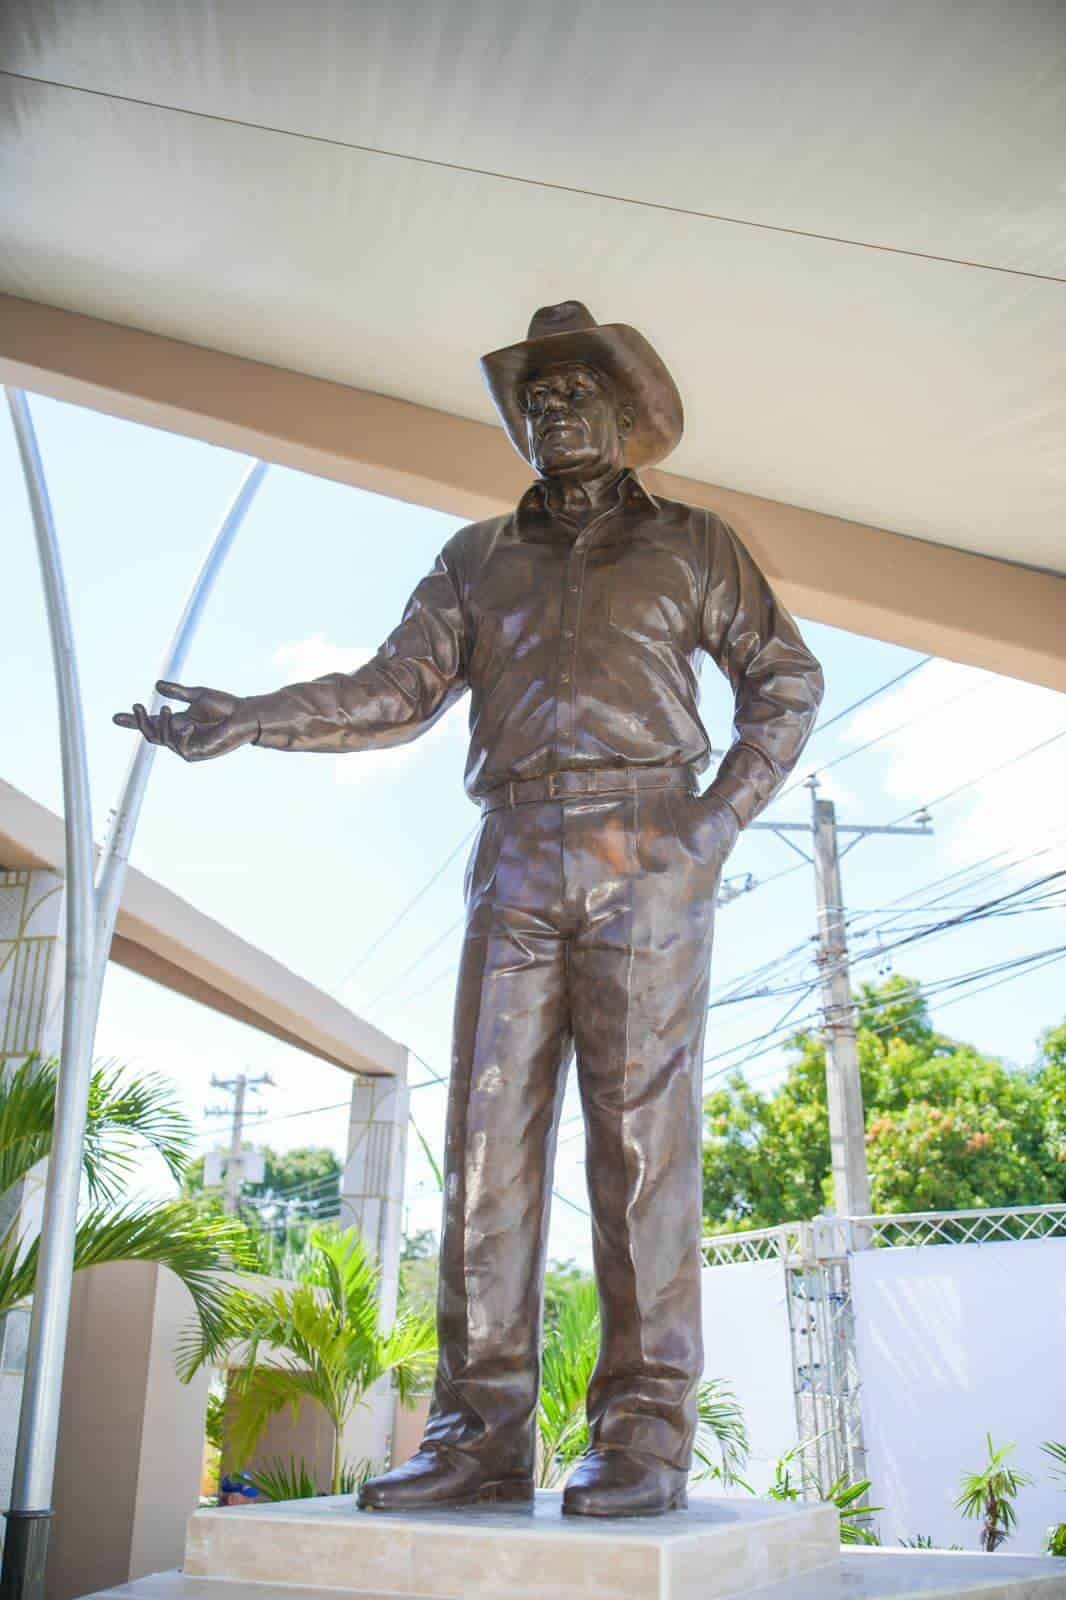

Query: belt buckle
left=547, top=772, right=562, bottom=799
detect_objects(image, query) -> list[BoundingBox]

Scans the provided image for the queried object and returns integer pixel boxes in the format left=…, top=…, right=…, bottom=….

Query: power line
left=734, top=729, right=1066, bottom=906
left=702, top=943, right=1066, bottom=1088
left=777, top=677, right=984, bottom=802
left=335, top=823, right=477, bottom=991
left=803, top=658, right=932, bottom=743
left=887, top=728, right=1066, bottom=827
left=365, top=915, right=465, bottom=1008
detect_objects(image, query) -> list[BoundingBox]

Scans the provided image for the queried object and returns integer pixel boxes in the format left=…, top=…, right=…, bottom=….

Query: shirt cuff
left=706, top=742, right=781, bottom=829
left=247, top=692, right=292, bottom=750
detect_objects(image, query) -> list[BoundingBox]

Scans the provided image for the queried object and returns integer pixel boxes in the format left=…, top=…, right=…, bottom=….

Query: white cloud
left=271, top=633, right=469, bottom=785
left=840, top=659, right=1066, bottom=867
left=273, top=633, right=376, bottom=681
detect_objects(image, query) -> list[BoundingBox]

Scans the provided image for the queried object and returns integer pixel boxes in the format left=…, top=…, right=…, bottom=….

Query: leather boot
left=562, top=1448, right=688, bottom=1518
left=358, top=1444, right=534, bottom=1512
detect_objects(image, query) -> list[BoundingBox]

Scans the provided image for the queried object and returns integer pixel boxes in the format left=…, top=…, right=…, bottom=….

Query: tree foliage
left=183, top=1144, right=341, bottom=1221
left=703, top=977, right=1065, bottom=1230
left=0, top=1058, right=252, bottom=1356
left=210, top=1226, right=436, bottom=1494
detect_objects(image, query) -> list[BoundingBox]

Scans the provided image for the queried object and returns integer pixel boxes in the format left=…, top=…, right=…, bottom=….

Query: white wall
left=699, top=1259, right=799, bottom=1496
left=851, top=1238, right=1066, bottom=1554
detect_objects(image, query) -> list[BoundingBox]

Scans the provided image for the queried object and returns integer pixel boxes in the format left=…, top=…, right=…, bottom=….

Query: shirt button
left=560, top=671, right=571, bottom=683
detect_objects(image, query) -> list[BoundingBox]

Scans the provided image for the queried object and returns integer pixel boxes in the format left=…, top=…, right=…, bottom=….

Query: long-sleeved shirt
left=252, top=472, right=824, bottom=826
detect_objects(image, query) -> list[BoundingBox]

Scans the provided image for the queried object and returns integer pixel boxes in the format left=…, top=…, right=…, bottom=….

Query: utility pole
left=810, top=787, right=870, bottom=1217
left=205, top=1072, right=272, bottom=1214
left=745, top=782, right=933, bottom=1218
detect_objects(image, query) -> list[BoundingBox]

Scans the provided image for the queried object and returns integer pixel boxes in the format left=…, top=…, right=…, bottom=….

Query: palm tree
left=535, top=1278, right=749, bottom=1488
left=215, top=1226, right=436, bottom=1495
left=955, top=1435, right=1034, bottom=1552
left=1041, top=1441, right=1066, bottom=1557
left=0, top=1057, right=250, bottom=1356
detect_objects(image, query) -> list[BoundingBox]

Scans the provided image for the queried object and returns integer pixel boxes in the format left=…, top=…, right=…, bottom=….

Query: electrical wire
left=702, top=943, right=1066, bottom=1087
left=334, top=823, right=477, bottom=991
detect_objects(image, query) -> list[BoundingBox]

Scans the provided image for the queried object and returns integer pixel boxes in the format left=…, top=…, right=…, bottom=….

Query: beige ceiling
left=1, top=1, right=1064, bottom=573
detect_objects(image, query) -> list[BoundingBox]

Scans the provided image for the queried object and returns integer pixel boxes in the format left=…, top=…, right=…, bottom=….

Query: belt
left=481, top=765, right=697, bottom=813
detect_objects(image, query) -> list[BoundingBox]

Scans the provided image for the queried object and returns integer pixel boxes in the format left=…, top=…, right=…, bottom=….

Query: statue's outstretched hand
left=113, top=680, right=259, bottom=762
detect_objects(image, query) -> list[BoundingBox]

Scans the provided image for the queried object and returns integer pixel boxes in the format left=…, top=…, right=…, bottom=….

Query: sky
left=3, top=393, right=1065, bottom=1267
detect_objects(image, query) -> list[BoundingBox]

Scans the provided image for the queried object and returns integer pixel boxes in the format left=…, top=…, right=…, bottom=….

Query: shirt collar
left=515, top=469, right=658, bottom=539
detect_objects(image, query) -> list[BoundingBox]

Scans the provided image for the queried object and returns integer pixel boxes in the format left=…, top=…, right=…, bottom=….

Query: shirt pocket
left=604, top=551, right=693, bottom=645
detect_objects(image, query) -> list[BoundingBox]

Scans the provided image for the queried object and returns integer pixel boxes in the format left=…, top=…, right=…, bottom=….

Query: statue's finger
left=113, top=712, right=137, bottom=730
left=156, top=680, right=196, bottom=703
left=133, top=703, right=161, bottom=745
left=159, top=704, right=176, bottom=748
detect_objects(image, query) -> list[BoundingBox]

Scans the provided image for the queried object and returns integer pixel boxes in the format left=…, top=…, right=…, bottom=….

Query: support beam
left=0, top=779, right=405, bottom=1080
left=2, top=295, right=1064, bottom=693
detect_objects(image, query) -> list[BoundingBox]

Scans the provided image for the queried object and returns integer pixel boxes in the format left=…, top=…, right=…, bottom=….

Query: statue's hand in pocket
left=692, top=790, right=741, bottom=866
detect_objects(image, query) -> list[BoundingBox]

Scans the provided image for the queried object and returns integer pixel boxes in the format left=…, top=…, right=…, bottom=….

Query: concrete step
left=80, top=1549, right=1066, bottom=1600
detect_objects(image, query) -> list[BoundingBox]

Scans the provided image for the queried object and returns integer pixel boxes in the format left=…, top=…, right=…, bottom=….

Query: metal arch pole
left=3, top=397, right=266, bottom=1596
left=90, top=458, right=269, bottom=1002
left=3, top=390, right=96, bottom=1594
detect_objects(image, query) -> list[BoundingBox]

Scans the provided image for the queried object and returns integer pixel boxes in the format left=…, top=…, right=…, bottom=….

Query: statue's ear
left=618, top=404, right=635, bottom=438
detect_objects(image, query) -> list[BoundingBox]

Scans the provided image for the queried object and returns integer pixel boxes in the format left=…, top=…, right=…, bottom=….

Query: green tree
left=398, top=1228, right=439, bottom=1318
left=0, top=1058, right=250, bottom=1356
left=703, top=977, right=1063, bottom=1230
left=1036, top=1023, right=1066, bottom=1168
left=184, top=1144, right=341, bottom=1222
left=212, top=1226, right=436, bottom=1495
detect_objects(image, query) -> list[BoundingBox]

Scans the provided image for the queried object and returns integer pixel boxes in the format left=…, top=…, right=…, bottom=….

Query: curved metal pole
left=90, top=459, right=268, bottom=1002
left=3, top=393, right=266, bottom=1595
left=3, top=390, right=96, bottom=1573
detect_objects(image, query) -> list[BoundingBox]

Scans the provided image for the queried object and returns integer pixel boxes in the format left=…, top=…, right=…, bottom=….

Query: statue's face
left=519, top=362, right=633, bottom=478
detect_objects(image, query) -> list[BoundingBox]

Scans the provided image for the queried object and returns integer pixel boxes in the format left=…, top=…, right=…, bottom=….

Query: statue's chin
left=537, top=448, right=602, bottom=479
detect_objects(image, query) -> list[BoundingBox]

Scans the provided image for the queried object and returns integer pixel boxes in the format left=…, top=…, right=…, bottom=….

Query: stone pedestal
left=182, top=1492, right=839, bottom=1600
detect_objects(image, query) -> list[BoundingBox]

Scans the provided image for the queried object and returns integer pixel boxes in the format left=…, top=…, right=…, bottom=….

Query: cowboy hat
left=481, top=301, right=683, bottom=470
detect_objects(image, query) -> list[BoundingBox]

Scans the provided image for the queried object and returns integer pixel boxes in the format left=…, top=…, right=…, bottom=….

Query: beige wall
left=47, top=1261, right=211, bottom=1600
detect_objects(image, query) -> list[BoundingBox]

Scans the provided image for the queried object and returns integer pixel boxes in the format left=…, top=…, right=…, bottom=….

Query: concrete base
left=182, top=1492, right=838, bottom=1599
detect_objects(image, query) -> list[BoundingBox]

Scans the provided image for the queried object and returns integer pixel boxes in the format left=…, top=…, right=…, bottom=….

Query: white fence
left=701, top=1204, right=1066, bottom=1554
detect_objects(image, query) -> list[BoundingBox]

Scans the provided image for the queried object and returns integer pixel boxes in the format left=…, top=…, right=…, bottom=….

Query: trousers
left=421, top=780, right=725, bottom=1476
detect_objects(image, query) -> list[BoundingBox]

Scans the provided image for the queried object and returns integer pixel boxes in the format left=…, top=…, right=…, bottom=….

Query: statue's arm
left=699, top=515, right=825, bottom=827
left=115, top=551, right=468, bottom=762
left=251, top=552, right=467, bottom=753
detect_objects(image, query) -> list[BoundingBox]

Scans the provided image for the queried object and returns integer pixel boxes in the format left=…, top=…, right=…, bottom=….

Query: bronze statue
left=116, top=303, right=823, bottom=1518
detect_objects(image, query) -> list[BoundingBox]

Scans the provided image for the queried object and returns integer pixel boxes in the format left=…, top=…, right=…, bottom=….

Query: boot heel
left=480, top=1478, right=534, bottom=1504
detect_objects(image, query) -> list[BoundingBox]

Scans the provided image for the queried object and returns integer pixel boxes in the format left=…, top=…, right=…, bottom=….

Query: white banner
left=700, top=1259, right=799, bottom=1497
left=851, top=1237, right=1066, bottom=1553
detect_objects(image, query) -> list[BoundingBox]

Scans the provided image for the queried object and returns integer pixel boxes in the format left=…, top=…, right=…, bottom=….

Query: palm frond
left=198, top=1226, right=436, bottom=1486
left=245, top=1455, right=319, bottom=1502
left=375, top=1307, right=437, bottom=1403
left=0, top=1058, right=193, bottom=1209
left=0, top=1059, right=64, bottom=1198
left=83, top=1062, right=193, bottom=1201
left=691, top=1379, right=749, bottom=1486
left=537, top=1281, right=600, bottom=1487
left=0, top=1200, right=250, bottom=1373
left=227, top=1364, right=334, bottom=1465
